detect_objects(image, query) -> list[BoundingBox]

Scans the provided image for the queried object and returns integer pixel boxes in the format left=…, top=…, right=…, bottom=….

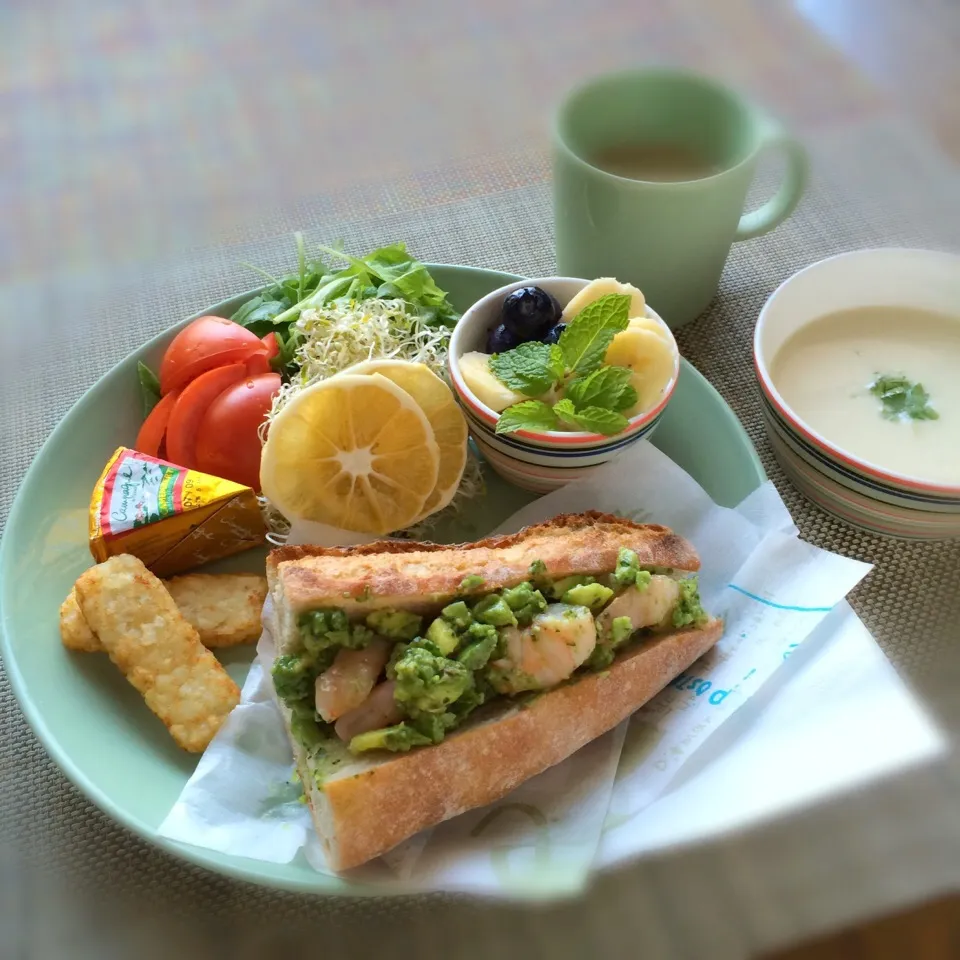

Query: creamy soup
left=770, top=306, right=960, bottom=484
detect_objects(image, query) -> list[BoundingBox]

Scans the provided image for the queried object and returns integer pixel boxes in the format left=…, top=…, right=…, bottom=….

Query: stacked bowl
left=754, top=249, right=960, bottom=539
left=448, top=277, right=680, bottom=493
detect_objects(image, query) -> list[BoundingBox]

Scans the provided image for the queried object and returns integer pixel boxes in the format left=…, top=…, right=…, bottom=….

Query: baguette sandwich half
left=263, top=511, right=722, bottom=871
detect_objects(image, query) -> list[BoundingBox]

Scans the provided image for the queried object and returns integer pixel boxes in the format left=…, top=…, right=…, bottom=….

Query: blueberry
left=486, top=322, right=520, bottom=354
left=501, top=286, right=561, bottom=340
left=542, top=322, right=566, bottom=345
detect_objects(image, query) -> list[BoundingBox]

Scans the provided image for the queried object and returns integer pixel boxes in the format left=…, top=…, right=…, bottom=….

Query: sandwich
left=262, top=511, right=722, bottom=870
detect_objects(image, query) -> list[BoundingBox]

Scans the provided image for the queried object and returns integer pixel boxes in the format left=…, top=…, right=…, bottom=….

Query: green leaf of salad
left=495, top=400, right=560, bottom=435
left=489, top=342, right=564, bottom=396
left=868, top=374, right=939, bottom=422
left=231, top=297, right=292, bottom=335
left=227, top=238, right=461, bottom=380
left=565, top=365, right=637, bottom=412
left=553, top=398, right=629, bottom=435
left=137, top=361, right=161, bottom=417
left=558, top=293, right=631, bottom=376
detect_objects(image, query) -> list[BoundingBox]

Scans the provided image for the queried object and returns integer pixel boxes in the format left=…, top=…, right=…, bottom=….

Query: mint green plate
left=0, top=264, right=764, bottom=894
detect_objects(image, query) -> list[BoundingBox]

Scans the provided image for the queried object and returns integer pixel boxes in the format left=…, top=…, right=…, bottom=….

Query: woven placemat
left=2, top=114, right=959, bottom=959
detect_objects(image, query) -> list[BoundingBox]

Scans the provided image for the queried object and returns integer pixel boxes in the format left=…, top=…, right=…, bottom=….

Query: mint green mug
left=553, top=68, right=808, bottom=328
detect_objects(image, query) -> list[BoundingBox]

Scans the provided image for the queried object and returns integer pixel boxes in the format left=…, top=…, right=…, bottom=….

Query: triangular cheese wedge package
left=89, top=447, right=266, bottom=576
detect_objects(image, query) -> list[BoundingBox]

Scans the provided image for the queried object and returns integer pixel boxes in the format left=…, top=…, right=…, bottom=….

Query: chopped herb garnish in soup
left=868, top=374, right=939, bottom=422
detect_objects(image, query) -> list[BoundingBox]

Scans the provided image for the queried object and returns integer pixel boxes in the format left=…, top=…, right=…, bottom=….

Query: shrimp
left=334, top=680, right=403, bottom=742
left=596, top=574, right=680, bottom=639
left=490, top=603, right=597, bottom=695
left=316, top=639, right=392, bottom=723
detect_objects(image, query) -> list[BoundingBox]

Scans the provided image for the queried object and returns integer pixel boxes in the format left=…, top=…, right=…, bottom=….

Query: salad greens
left=492, top=293, right=635, bottom=436
left=230, top=235, right=460, bottom=377
left=137, top=361, right=161, bottom=417
left=868, top=374, right=939, bottom=422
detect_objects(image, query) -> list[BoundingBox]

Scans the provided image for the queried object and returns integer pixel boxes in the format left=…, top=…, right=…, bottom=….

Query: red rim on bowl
left=753, top=250, right=960, bottom=498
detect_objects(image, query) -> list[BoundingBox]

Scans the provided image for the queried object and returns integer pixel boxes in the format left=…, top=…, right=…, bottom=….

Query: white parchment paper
left=158, top=442, right=945, bottom=897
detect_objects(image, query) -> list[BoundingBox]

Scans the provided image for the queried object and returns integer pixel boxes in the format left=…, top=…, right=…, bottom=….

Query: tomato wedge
left=245, top=351, right=271, bottom=376
left=135, top=389, right=180, bottom=457
left=164, top=363, right=247, bottom=469
left=245, top=332, right=279, bottom=375
left=159, top=316, right=265, bottom=395
left=195, top=373, right=281, bottom=490
left=261, top=331, right=280, bottom=360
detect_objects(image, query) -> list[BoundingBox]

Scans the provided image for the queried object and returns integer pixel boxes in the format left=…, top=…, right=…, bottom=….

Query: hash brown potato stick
left=60, top=573, right=267, bottom=651
left=59, top=590, right=101, bottom=652
left=74, top=555, right=241, bottom=752
left=164, top=573, right=267, bottom=648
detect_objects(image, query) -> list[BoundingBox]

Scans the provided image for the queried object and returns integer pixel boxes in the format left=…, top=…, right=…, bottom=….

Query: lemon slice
left=348, top=359, right=468, bottom=520
left=260, top=373, right=440, bottom=534
left=604, top=327, right=677, bottom=415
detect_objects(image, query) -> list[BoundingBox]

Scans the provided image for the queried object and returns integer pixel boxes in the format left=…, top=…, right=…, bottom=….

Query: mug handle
left=733, top=126, right=809, bottom=242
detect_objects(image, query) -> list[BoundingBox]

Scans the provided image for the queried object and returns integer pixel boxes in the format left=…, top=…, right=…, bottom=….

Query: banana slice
left=458, top=351, right=526, bottom=412
left=628, top=316, right=672, bottom=343
left=604, top=327, right=677, bottom=415
left=562, top=278, right=646, bottom=323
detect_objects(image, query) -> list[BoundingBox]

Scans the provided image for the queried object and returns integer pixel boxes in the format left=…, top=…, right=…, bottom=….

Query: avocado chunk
left=365, top=609, right=423, bottom=640
left=393, top=645, right=474, bottom=716
left=300, top=608, right=348, bottom=636
left=459, top=574, right=486, bottom=592
left=501, top=581, right=547, bottom=625
left=561, top=582, right=614, bottom=611
left=472, top=594, right=518, bottom=626
left=441, top=600, right=473, bottom=629
left=297, top=606, right=374, bottom=658
left=409, top=711, right=457, bottom=744
left=349, top=723, right=433, bottom=753
left=586, top=644, right=615, bottom=670
left=609, top=615, right=634, bottom=645
left=456, top=631, right=498, bottom=671
left=548, top=574, right=595, bottom=600
left=426, top=617, right=460, bottom=655
left=271, top=654, right=314, bottom=704
left=613, top=548, right=654, bottom=589
left=464, top=620, right=498, bottom=646
left=672, top=576, right=708, bottom=627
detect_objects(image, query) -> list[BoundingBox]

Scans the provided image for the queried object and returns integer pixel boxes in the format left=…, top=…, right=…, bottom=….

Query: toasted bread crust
left=268, top=512, right=699, bottom=623
left=297, top=618, right=723, bottom=871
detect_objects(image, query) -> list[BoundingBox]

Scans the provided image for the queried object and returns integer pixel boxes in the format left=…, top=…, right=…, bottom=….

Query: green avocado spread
left=271, top=549, right=709, bottom=777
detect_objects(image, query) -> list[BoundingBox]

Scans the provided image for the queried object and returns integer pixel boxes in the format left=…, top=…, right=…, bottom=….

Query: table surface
left=2, top=2, right=959, bottom=958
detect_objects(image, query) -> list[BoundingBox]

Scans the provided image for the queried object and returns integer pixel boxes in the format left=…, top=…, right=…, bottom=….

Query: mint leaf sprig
left=489, top=342, right=565, bottom=396
left=490, top=293, right=638, bottom=435
left=558, top=293, right=631, bottom=375
left=868, top=374, right=939, bottom=422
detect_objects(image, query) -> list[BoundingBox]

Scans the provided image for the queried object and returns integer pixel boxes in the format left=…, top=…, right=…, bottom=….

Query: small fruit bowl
left=448, top=277, right=680, bottom=493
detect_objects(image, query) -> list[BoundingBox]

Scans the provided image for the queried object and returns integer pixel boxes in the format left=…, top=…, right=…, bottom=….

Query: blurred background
left=2, top=1, right=959, bottom=958
left=5, top=0, right=957, bottom=284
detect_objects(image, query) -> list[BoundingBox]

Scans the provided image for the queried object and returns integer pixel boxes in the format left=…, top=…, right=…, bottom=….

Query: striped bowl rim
left=767, top=422, right=960, bottom=538
left=461, top=402, right=663, bottom=458
left=759, top=389, right=960, bottom=509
